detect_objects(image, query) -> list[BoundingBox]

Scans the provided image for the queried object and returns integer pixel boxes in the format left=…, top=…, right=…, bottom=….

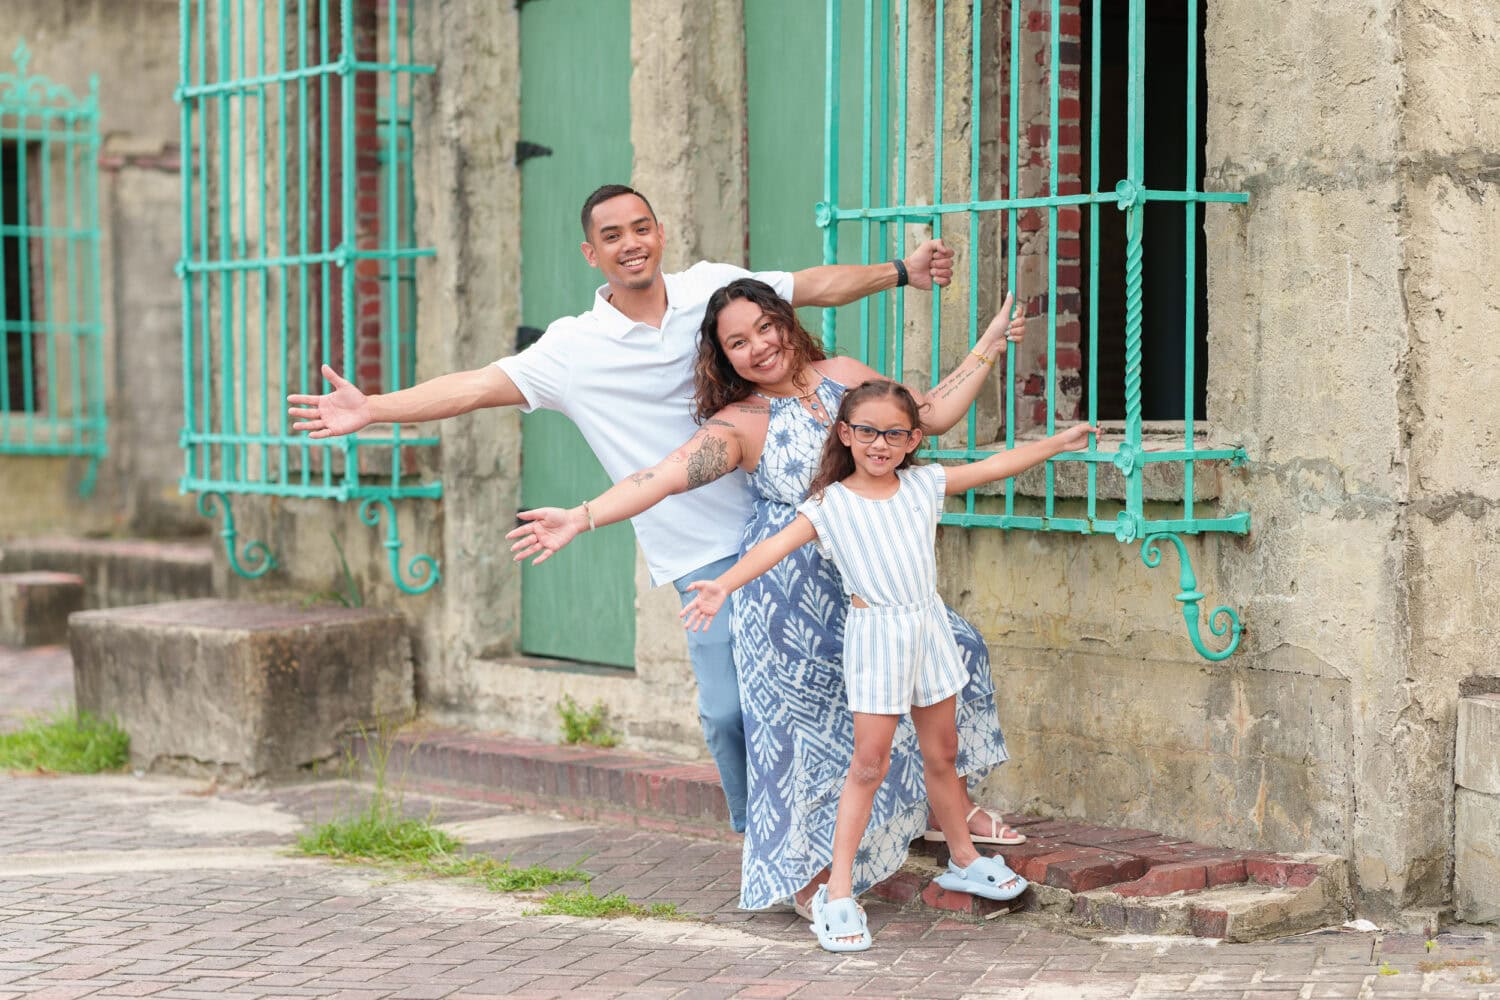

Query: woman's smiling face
left=714, top=297, right=795, bottom=386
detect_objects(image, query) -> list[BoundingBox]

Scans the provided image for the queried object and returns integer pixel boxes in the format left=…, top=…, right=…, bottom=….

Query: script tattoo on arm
left=935, top=363, right=979, bottom=400
left=685, top=434, right=731, bottom=488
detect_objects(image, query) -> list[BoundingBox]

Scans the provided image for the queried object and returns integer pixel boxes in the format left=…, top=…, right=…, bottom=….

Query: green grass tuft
left=529, top=888, right=682, bottom=920
left=429, top=856, right=587, bottom=892
left=298, top=801, right=461, bottom=864
left=0, top=710, right=129, bottom=773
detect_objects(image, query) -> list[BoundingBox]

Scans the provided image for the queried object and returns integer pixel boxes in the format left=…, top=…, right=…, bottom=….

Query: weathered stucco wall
left=1398, top=0, right=1500, bottom=917
left=0, top=0, right=193, bottom=539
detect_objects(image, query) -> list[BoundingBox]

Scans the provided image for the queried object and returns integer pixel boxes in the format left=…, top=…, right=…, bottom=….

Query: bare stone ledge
left=0, top=571, right=84, bottom=646
left=70, top=599, right=413, bottom=781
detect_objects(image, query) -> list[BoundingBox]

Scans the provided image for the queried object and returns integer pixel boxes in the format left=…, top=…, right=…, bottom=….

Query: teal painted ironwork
left=175, top=0, right=439, bottom=590
left=0, top=40, right=106, bottom=495
left=1141, top=532, right=1241, bottom=661
left=817, top=0, right=1249, bottom=660
left=198, top=490, right=275, bottom=578
left=358, top=496, right=438, bottom=595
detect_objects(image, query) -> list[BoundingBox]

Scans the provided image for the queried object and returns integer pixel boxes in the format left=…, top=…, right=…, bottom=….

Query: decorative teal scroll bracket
left=197, top=491, right=276, bottom=579
left=358, top=497, right=440, bottom=596
left=1140, top=532, right=1242, bottom=662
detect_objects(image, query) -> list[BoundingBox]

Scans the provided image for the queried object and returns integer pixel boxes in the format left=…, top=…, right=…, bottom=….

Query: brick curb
left=368, top=727, right=1348, bottom=939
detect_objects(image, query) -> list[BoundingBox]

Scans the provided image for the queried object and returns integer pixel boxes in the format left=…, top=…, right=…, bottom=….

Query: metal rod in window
left=1004, top=0, right=1020, bottom=518
left=1087, top=0, right=1100, bottom=525
left=821, top=0, right=842, bottom=352
left=893, top=0, right=908, bottom=381
left=1182, top=0, right=1199, bottom=523
left=966, top=0, right=982, bottom=514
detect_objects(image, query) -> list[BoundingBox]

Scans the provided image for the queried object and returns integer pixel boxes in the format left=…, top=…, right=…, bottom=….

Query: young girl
left=681, top=379, right=1093, bottom=953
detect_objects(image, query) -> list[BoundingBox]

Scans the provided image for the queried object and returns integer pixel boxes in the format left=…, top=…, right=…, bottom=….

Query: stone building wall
left=0, top=0, right=194, bottom=538
left=5, top=0, right=1496, bottom=923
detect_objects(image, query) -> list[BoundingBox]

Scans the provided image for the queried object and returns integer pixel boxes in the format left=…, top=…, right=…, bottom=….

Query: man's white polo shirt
left=495, top=262, right=793, bottom=586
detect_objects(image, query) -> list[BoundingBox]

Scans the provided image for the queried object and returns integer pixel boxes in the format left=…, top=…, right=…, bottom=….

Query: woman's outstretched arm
left=506, top=419, right=746, bottom=565
left=824, top=292, right=1025, bottom=435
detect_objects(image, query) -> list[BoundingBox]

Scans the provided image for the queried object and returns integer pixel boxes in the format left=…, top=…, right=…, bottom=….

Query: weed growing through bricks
left=557, top=694, right=620, bottom=747
left=0, top=710, right=129, bottom=773
left=298, top=718, right=457, bottom=863
left=298, top=718, right=676, bottom=918
left=528, top=889, right=683, bottom=920
left=302, top=532, right=364, bottom=609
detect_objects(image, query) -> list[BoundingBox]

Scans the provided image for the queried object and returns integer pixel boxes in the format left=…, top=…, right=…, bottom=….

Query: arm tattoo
left=706, top=418, right=735, bottom=428
left=936, top=364, right=979, bottom=400
left=685, top=435, right=731, bottom=488
left=628, top=471, right=655, bottom=487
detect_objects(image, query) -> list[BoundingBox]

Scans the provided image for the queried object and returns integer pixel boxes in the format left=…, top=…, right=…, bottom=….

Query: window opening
left=176, top=0, right=438, bottom=591
left=0, top=41, right=106, bottom=492
left=816, top=0, right=1248, bottom=660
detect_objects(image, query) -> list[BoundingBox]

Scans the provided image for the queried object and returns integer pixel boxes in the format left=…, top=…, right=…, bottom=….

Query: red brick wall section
left=351, top=0, right=383, bottom=395
left=999, top=0, right=1083, bottom=429
left=306, top=0, right=383, bottom=396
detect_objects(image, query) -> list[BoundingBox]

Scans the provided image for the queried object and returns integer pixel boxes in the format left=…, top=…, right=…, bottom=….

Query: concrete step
left=0, top=571, right=84, bottom=646
left=0, top=536, right=213, bottom=610
left=72, top=599, right=414, bottom=780
left=365, top=726, right=1350, bottom=940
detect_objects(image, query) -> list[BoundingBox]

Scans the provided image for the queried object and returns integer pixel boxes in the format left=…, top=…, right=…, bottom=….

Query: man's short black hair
left=580, top=184, right=657, bottom=239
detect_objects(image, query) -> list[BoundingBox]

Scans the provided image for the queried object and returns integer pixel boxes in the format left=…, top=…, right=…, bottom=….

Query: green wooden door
left=746, top=0, right=865, bottom=357
left=518, top=0, right=636, bottom=666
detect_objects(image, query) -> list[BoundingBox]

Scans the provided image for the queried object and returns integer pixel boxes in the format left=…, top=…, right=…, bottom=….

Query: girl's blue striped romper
left=797, top=464, right=968, bottom=716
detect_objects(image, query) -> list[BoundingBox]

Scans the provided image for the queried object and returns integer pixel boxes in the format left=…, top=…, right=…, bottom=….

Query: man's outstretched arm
left=788, top=238, right=955, bottom=308
left=287, top=363, right=526, bottom=438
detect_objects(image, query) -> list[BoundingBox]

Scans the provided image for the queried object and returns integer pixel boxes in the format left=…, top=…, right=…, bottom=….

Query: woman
left=509, top=278, right=1026, bottom=913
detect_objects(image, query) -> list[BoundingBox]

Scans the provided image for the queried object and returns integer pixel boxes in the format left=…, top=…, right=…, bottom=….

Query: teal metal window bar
left=175, top=0, right=439, bottom=593
left=818, top=0, right=1248, bottom=660
left=0, top=41, right=106, bottom=495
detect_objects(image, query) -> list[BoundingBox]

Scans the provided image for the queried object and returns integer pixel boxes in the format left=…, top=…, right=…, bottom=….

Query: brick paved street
left=2, top=643, right=1499, bottom=998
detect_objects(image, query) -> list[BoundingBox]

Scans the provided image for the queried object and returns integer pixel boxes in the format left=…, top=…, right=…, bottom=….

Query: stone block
left=0, top=572, right=84, bottom=646
left=1458, top=694, right=1500, bottom=796
left=70, top=599, right=413, bottom=779
left=1455, top=787, right=1500, bottom=924
left=0, top=538, right=212, bottom=610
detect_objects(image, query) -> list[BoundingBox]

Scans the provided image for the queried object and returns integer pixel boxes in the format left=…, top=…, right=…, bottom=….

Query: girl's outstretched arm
left=507, top=419, right=746, bottom=565
left=681, top=515, right=818, bottom=631
left=942, top=423, right=1096, bottom=495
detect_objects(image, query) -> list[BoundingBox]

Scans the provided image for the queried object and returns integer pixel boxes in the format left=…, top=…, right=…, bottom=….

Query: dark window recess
left=1079, top=0, right=1209, bottom=422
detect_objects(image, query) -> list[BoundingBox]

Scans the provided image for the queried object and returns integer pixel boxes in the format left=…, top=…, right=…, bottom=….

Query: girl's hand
left=506, top=507, right=586, bottom=565
left=680, top=579, right=728, bottom=632
left=1053, top=423, right=1097, bottom=452
left=976, top=292, right=1025, bottom=356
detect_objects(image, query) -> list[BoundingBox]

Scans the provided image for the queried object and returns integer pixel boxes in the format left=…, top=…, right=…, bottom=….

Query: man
left=287, top=183, right=953, bottom=832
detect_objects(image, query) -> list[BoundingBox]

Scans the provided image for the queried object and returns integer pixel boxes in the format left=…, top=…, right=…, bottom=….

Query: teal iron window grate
left=175, top=0, right=439, bottom=593
left=0, top=40, right=106, bottom=495
left=818, top=0, right=1247, bottom=660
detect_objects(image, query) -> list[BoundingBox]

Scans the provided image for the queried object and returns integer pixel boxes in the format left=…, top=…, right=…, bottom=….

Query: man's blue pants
left=672, top=553, right=746, bottom=833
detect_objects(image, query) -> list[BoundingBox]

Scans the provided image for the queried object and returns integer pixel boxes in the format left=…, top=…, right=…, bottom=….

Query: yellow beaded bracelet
left=970, top=349, right=996, bottom=368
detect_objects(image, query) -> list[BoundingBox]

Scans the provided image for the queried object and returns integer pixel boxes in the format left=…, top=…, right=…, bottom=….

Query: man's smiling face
left=580, top=193, right=666, bottom=293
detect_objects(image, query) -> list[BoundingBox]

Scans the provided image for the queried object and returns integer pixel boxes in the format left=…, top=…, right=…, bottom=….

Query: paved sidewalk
left=2, top=643, right=1498, bottom=998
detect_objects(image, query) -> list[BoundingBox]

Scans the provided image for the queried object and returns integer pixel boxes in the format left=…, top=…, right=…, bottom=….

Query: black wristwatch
left=891, top=258, right=909, bottom=287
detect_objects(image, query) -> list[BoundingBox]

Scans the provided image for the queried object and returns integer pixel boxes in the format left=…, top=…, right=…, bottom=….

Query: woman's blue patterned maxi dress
left=731, top=375, right=1010, bottom=910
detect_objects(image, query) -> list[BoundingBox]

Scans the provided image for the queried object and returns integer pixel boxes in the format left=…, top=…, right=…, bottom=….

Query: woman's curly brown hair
left=692, top=278, right=827, bottom=423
